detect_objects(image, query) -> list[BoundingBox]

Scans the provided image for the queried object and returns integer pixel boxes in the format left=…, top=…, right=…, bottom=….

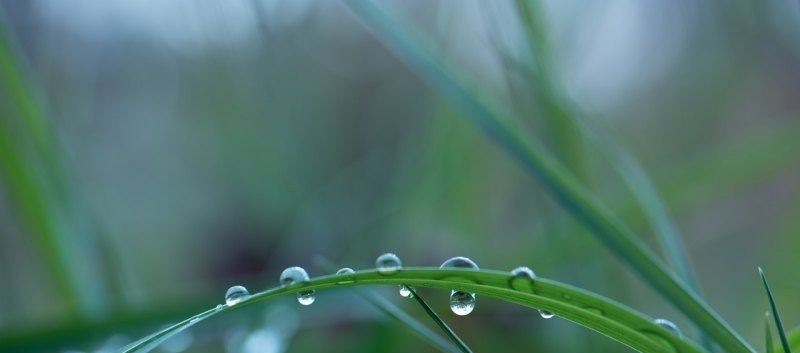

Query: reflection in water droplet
left=375, top=253, right=402, bottom=275
left=440, top=257, right=479, bottom=315
left=654, top=318, right=683, bottom=338
left=399, top=285, right=413, bottom=298
left=225, top=285, right=249, bottom=306
left=280, top=267, right=315, bottom=305
left=539, top=310, right=555, bottom=319
left=449, top=290, right=476, bottom=316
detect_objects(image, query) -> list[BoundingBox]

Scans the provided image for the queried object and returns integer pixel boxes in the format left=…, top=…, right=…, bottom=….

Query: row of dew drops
left=224, top=253, right=682, bottom=338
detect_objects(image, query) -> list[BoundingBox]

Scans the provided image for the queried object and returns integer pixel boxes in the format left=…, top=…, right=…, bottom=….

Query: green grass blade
left=357, top=288, right=461, bottom=353
left=767, top=312, right=775, bottom=353
left=118, top=268, right=709, bottom=353
left=759, top=267, right=791, bottom=353
left=340, top=1, right=754, bottom=352
left=406, top=286, right=473, bottom=353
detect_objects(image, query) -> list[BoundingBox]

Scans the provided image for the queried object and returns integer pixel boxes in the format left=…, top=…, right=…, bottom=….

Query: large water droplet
left=654, top=318, right=683, bottom=338
left=280, top=266, right=315, bottom=305
left=375, top=253, right=402, bottom=275
left=440, top=257, right=479, bottom=315
left=449, top=291, right=476, bottom=316
left=399, top=285, right=413, bottom=298
left=225, top=285, right=249, bottom=306
left=539, top=310, right=554, bottom=319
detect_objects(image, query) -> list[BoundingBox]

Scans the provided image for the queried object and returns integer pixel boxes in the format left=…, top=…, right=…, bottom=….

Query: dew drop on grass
left=335, top=267, right=356, bottom=284
left=654, top=318, right=683, bottom=339
left=280, top=266, right=316, bottom=306
left=336, top=267, right=355, bottom=275
left=399, top=285, right=413, bottom=298
left=509, top=266, right=536, bottom=291
left=539, top=310, right=555, bottom=319
left=375, top=253, right=402, bottom=275
left=449, top=291, right=476, bottom=316
left=225, top=285, right=249, bottom=306
left=440, top=256, right=479, bottom=315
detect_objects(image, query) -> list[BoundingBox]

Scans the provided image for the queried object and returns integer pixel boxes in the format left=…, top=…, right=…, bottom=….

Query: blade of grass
left=406, top=286, right=473, bottom=353
left=759, top=267, right=791, bottom=353
left=117, top=268, right=709, bottom=353
left=767, top=312, right=775, bottom=353
left=339, top=1, right=754, bottom=352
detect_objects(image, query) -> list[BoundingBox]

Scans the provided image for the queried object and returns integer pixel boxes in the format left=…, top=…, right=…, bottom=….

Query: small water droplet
left=561, top=293, right=572, bottom=300
left=215, top=304, right=225, bottom=310
left=225, top=285, right=249, bottom=306
left=654, top=318, right=683, bottom=338
left=297, top=290, right=316, bottom=305
left=510, top=266, right=536, bottom=278
left=399, top=285, right=413, bottom=298
left=375, top=253, right=402, bottom=275
left=280, top=266, right=315, bottom=305
left=539, top=310, right=555, bottom=319
left=449, top=290, right=476, bottom=316
left=509, top=266, right=536, bottom=291
left=335, top=267, right=355, bottom=284
left=336, top=267, right=355, bottom=275
left=440, top=257, right=479, bottom=316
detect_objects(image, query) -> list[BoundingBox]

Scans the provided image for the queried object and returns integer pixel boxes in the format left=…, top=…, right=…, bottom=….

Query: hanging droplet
left=654, top=318, right=683, bottom=338
left=399, top=285, right=413, bottom=298
left=539, top=310, right=555, bottom=319
left=375, top=253, right=402, bottom=275
left=280, top=266, right=315, bottom=306
left=440, top=257, right=479, bottom=315
left=225, top=285, right=249, bottom=306
left=449, top=290, right=476, bottom=316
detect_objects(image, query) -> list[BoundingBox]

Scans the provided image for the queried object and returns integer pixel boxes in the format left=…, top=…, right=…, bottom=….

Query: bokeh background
left=1, top=1, right=798, bottom=352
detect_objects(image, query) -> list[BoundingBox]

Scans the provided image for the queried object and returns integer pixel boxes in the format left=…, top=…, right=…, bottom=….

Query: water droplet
left=440, top=256, right=479, bottom=271
left=335, top=267, right=355, bottom=284
left=440, top=257, right=479, bottom=315
left=297, top=290, right=316, bottom=305
left=375, top=253, right=402, bottom=275
left=215, top=304, right=225, bottom=310
left=510, top=266, right=536, bottom=278
left=509, top=266, right=536, bottom=291
left=280, top=266, right=315, bottom=305
left=399, top=285, right=413, bottom=298
left=539, top=310, right=554, bottom=319
left=336, top=267, right=355, bottom=275
left=449, top=290, right=476, bottom=316
left=654, top=318, right=683, bottom=338
left=225, top=285, right=249, bottom=306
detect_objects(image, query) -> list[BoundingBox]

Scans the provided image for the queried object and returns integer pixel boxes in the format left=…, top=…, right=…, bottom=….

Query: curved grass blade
left=759, top=267, right=791, bottom=353
left=339, top=1, right=754, bottom=352
left=118, top=268, right=708, bottom=353
left=406, top=286, right=473, bottom=353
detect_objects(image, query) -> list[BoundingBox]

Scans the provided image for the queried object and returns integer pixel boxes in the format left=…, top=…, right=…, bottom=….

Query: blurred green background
left=0, top=0, right=798, bottom=352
